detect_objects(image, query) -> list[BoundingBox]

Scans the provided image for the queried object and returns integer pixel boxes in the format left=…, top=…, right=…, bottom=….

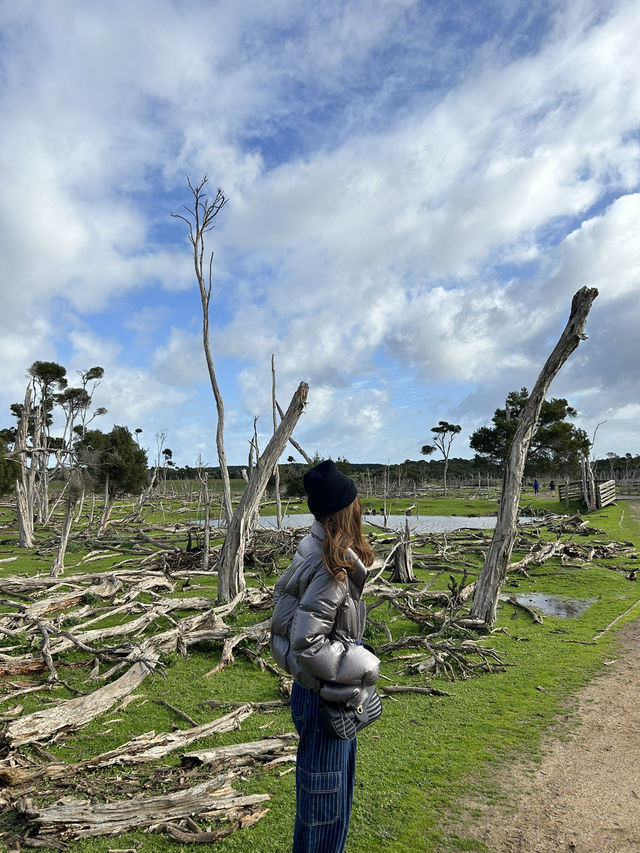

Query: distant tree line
left=2, top=372, right=637, bottom=507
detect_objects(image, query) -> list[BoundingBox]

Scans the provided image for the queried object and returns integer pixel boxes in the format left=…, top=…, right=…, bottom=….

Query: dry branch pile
left=1, top=510, right=635, bottom=849
left=0, top=556, right=285, bottom=849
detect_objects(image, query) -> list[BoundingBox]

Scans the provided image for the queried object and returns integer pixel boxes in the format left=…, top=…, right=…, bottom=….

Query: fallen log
left=507, top=596, right=543, bottom=624
left=1, top=649, right=159, bottom=749
left=157, top=804, right=269, bottom=844
left=0, top=705, right=254, bottom=790
left=181, top=733, right=297, bottom=769
left=15, top=776, right=271, bottom=839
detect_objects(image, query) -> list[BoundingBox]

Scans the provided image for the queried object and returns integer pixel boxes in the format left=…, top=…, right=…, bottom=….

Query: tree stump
left=389, top=520, right=417, bottom=583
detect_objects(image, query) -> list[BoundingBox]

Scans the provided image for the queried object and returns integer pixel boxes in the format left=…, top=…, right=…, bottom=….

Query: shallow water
left=254, top=513, right=501, bottom=534
left=500, top=592, right=598, bottom=618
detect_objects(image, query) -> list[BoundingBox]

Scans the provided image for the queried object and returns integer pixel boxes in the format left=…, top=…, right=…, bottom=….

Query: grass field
left=0, top=493, right=638, bottom=852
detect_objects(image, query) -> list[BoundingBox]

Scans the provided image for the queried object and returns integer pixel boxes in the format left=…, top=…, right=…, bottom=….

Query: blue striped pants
left=290, top=681, right=357, bottom=853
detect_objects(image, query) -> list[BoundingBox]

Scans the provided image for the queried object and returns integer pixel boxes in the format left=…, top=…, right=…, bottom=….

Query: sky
left=1, top=0, right=639, bottom=468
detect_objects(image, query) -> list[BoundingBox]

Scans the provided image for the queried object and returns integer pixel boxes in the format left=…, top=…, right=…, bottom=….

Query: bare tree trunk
left=470, top=287, right=598, bottom=625
left=14, top=387, right=35, bottom=548
left=217, top=383, right=308, bottom=603
left=581, top=452, right=597, bottom=512
left=383, top=465, right=389, bottom=526
left=50, top=493, right=78, bottom=577
left=134, top=466, right=158, bottom=522
left=271, top=355, right=282, bottom=529
left=200, top=469, right=210, bottom=571
left=276, top=401, right=313, bottom=464
left=74, top=488, right=85, bottom=524
left=33, top=400, right=49, bottom=524
left=172, top=180, right=232, bottom=525
left=97, top=476, right=113, bottom=536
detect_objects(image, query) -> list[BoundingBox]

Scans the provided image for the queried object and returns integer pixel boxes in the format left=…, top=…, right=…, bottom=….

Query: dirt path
left=471, top=619, right=640, bottom=852
left=468, top=503, right=640, bottom=853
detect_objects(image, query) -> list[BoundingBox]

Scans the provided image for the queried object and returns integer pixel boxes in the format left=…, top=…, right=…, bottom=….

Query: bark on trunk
left=14, top=387, right=35, bottom=548
left=389, top=520, right=417, bottom=583
left=470, top=286, right=598, bottom=625
left=581, top=452, right=597, bottom=512
left=276, top=401, right=313, bottom=464
left=97, top=478, right=114, bottom=536
left=202, top=472, right=211, bottom=570
left=216, top=382, right=308, bottom=603
left=50, top=495, right=78, bottom=577
left=271, top=355, right=282, bottom=529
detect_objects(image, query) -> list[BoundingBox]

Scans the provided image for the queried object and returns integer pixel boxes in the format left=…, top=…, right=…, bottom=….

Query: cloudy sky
left=1, top=0, right=638, bottom=468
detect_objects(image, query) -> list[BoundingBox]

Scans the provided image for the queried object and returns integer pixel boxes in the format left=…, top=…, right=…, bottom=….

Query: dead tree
left=271, top=355, right=282, bottom=529
left=470, top=286, right=598, bottom=625
left=13, top=386, right=36, bottom=547
left=50, top=471, right=84, bottom=577
left=389, top=519, right=417, bottom=582
left=172, top=177, right=233, bottom=525
left=198, top=457, right=211, bottom=570
left=217, top=382, right=308, bottom=603
left=276, top=401, right=313, bottom=464
left=581, top=451, right=597, bottom=512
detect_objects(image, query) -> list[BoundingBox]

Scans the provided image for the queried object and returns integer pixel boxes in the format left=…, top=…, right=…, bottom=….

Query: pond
left=251, top=513, right=504, bottom=534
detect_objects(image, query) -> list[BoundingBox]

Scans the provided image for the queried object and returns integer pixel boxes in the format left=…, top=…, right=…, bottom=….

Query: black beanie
left=304, top=460, right=358, bottom=518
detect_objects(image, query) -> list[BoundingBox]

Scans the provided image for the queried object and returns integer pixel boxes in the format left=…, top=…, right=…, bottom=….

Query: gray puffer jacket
left=270, top=520, right=380, bottom=706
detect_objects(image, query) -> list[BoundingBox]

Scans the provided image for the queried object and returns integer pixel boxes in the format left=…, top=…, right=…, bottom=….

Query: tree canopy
left=421, top=420, right=462, bottom=496
left=469, top=388, right=590, bottom=475
left=77, top=426, right=148, bottom=497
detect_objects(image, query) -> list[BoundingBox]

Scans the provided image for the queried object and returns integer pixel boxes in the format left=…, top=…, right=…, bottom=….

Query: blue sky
left=1, top=0, right=639, bottom=467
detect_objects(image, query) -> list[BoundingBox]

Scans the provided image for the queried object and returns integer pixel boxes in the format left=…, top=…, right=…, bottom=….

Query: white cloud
left=1, top=0, right=639, bottom=464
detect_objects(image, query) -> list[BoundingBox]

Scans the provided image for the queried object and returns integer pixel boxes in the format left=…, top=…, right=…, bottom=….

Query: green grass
left=0, top=496, right=639, bottom=851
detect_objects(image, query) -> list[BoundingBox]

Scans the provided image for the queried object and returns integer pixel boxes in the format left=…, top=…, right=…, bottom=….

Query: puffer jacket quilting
left=270, top=520, right=380, bottom=703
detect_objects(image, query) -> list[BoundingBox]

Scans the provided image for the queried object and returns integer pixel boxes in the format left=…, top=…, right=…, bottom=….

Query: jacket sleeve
left=289, top=565, right=379, bottom=687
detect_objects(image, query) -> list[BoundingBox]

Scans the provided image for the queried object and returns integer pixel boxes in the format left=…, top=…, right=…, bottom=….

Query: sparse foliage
left=421, top=420, right=461, bottom=496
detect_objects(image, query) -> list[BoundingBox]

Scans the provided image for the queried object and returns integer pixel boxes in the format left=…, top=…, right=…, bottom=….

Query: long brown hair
left=317, top=498, right=374, bottom=581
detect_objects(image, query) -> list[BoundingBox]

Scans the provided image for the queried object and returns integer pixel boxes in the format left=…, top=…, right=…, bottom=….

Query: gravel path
left=468, top=501, right=640, bottom=853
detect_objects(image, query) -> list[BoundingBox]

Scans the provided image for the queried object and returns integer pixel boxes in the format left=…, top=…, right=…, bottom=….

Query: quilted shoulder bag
left=318, top=685, right=383, bottom=740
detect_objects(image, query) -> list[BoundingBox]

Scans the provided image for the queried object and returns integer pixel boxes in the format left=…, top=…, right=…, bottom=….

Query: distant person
left=533, top=479, right=540, bottom=495
left=271, top=459, right=380, bottom=853
left=549, top=480, right=556, bottom=492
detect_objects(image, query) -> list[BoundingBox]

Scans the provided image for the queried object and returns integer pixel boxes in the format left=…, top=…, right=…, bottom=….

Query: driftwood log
left=16, top=776, right=271, bottom=839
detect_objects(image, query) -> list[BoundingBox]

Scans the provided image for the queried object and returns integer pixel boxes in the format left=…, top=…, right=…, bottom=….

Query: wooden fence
left=616, top=480, right=640, bottom=496
left=558, top=479, right=616, bottom=509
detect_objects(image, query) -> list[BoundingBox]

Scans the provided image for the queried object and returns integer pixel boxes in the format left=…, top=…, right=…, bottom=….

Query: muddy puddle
left=500, top=592, right=598, bottom=618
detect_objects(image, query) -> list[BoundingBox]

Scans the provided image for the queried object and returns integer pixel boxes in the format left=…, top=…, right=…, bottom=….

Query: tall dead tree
left=172, top=177, right=233, bottom=526
left=470, top=286, right=598, bottom=625
left=271, top=355, right=282, bottom=529
left=581, top=451, right=597, bottom=512
left=217, top=382, right=308, bottom=603
left=13, top=387, right=36, bottom=548
left=197, top=456, right=211, bottom=571
left=276, top=401, right=313, bottom=464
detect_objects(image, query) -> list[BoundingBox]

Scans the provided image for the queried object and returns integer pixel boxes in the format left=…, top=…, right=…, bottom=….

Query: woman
left=271, top=459, right=380, bottom=853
